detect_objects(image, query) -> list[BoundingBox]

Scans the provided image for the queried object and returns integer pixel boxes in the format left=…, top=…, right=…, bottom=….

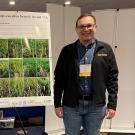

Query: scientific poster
left=0, top=11, right=53, bottom=107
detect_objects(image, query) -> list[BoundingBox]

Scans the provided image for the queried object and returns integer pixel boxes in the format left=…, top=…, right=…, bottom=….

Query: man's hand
left=106, top=108, right=116, bottom=119
left=55, top=107, right=63, bottom=118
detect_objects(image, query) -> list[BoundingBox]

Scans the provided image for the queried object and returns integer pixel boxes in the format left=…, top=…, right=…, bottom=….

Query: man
left=54, top=14, right=118, bottom=135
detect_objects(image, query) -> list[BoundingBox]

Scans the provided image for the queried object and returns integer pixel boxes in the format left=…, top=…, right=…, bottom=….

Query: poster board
left=0, top=11, right=53, bottom=108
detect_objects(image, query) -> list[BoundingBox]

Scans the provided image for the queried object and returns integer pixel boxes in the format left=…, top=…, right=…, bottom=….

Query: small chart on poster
left=0, top=11, right=53, bottom=108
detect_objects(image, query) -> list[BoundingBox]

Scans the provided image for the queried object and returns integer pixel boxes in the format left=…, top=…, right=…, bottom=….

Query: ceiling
left=0, top=0, right=135, bottom=13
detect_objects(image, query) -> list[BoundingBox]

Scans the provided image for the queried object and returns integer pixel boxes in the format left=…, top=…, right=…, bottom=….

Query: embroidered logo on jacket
left=97, top=53, right=107, bottom=56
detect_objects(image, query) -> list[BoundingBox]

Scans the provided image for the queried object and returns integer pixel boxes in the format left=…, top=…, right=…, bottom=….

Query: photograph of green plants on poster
left=0, top=38, right=50, bottom=98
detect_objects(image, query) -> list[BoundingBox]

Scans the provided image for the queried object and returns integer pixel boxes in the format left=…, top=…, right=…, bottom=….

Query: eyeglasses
left=77, top=24, right=95, bottom=30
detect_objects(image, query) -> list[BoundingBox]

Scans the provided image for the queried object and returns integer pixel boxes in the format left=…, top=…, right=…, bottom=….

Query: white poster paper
left=0, top=11, right=53, bottom=107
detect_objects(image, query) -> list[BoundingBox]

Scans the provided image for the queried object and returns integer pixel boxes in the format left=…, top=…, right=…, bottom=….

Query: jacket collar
left=73, top=39, right=104, bottom=53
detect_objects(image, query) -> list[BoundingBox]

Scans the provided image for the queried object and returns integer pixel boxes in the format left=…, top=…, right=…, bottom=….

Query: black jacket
left=54, top=39, right=118, bottom=110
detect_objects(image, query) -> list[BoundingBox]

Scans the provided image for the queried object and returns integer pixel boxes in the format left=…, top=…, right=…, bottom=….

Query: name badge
left=79, top=64, right=91, bottom=77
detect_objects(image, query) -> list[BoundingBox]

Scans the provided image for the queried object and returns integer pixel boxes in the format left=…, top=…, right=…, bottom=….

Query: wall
left=92, top=9, right=135, bottom=129
left=45, top=4, right=81, bottom=132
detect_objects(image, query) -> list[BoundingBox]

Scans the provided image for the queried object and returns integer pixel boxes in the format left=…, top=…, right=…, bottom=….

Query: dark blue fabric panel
left=0, top=106, right=45, bottom=118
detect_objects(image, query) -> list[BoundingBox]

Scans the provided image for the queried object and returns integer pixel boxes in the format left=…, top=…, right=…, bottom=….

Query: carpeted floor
left=0, top=126, right=45, bottom=135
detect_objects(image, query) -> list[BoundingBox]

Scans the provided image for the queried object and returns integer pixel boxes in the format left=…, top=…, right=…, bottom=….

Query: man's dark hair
left=76, top=14, right=96, bottom=27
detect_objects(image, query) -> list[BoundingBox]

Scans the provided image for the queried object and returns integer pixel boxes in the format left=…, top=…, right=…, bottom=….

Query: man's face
left=76, top=16, right=97, bottom=43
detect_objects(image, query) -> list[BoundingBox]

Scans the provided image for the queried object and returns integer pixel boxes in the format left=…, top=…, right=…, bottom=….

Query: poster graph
left=0, top=11, right=52, bottom=107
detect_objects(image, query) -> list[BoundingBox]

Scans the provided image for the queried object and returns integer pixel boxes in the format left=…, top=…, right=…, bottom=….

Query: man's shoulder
left=96, top=40, right=112, bottom=49
left=63, top=40, right=78, bottom=50
left=97, top=40, right=111, bottom=46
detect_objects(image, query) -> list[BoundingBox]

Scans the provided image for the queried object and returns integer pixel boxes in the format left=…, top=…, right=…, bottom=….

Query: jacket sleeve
left=107, top=47, right=119, bottom=110
left=54, top=47, right=65, bottom=108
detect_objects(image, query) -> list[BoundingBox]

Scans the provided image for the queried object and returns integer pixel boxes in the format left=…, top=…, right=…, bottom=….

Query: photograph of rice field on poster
left=0, top=38, right=51, bottom=98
